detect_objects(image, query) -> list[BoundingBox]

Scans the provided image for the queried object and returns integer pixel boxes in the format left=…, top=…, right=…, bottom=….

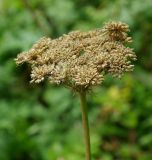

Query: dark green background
left=0, top=0, right=152, bottom=160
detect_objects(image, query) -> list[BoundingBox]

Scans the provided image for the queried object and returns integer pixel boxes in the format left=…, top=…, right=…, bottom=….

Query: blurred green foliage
left=0, top=0, right=152, bottom=160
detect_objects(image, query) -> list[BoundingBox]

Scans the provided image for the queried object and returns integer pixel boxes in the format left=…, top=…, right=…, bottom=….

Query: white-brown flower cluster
left=15, top=21, right=136, bottom=91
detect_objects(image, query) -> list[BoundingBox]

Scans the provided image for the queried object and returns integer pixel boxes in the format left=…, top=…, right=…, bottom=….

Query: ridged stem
left=79, top=91, right=91, bottom=160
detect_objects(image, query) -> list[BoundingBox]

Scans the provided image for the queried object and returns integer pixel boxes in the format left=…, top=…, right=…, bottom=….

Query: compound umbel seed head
left=15, top=21, right=136, bottom=92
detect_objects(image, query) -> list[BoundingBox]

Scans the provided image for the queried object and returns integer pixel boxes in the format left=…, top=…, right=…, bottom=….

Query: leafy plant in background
left=15, top=21, right=136, bottom=160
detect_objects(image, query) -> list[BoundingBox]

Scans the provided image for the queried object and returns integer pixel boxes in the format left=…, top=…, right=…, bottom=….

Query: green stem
left=79, top=91, right=91, bottom=160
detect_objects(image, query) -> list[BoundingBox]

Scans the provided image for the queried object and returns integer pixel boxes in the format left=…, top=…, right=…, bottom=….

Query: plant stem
left=79, top=91, right=91, bottom=160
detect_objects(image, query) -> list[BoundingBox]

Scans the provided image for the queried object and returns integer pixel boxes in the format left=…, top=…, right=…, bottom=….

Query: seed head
left=15, top=21, right=136, bottom=92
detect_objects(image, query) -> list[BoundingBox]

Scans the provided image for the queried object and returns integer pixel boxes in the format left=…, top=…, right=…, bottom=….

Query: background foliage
left=0, top=0, right=152, bottom=160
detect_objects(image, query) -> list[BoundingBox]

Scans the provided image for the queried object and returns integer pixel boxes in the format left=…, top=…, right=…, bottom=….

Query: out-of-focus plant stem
left=21, top=0, right=50, bottom=35
left=79, top=91, right=91, bottom=160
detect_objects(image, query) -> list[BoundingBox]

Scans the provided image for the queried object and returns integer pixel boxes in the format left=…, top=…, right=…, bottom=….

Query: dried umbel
left=15, top=21, right=136, bottom=92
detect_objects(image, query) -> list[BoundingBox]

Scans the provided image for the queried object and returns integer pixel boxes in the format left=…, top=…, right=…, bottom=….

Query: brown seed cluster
left=15, top=21, right=136, bottom=92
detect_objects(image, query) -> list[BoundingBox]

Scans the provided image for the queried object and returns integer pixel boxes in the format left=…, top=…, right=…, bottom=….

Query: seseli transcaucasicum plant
left=15, top=21, right=136, bottom=160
